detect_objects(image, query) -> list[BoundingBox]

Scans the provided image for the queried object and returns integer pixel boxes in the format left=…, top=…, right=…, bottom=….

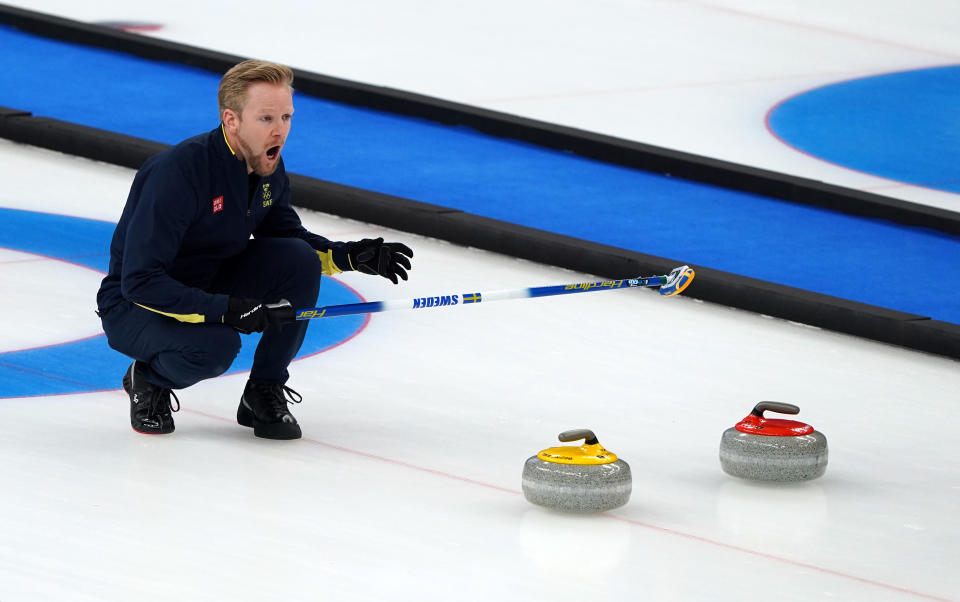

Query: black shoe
left=237, top=381, right=303, bottom=440
left=122, top=361, right=179, bottom=434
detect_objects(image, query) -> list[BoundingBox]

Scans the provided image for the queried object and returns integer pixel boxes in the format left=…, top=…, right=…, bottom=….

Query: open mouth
left=266, top=146, right=280, bottom=161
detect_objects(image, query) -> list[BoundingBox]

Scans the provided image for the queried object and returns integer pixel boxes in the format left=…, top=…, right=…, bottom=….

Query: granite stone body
left=522, top=456, right=632, bottom=512
left=719, top=428, right=828, bottom=481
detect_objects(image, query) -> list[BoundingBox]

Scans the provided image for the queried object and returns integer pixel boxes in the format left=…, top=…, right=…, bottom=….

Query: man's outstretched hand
left=347, top=238, right=413, bottom=284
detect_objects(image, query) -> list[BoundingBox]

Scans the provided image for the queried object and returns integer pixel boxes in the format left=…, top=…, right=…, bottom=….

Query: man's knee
left=271, top=239, right=322, bottom=303
left=164, top=326, right=241, bottom=386
left=195, top=326, right=242, bottom=377
left=287, top=238, right=323, bottom=281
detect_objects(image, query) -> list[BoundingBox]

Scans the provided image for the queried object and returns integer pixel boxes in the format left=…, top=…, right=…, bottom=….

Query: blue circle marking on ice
left=767, top=65, right=960, bottom=194
left=0, top=208, right=366, bottom=398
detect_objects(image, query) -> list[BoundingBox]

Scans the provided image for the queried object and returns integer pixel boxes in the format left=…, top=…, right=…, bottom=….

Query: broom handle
left=290, top=265, right=694, bottom=321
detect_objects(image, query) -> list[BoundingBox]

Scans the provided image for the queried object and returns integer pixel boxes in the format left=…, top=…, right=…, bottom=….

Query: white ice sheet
left=0, top=143, right=957, bottom=601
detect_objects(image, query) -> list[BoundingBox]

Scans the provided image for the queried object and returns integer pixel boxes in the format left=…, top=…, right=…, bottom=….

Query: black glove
left=347, top=237, right=413, bottom=284
left=222, top=297, right=295, bottom=334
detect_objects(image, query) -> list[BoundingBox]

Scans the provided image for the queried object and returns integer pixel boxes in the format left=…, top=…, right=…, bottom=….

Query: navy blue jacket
left=97, top=126, right=349, bottom=322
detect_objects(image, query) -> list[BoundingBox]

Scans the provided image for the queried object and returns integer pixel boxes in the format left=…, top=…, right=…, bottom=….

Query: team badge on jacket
left=212, top=195, right=224, bottom=213
left=262, top=183, right=273, bottom=207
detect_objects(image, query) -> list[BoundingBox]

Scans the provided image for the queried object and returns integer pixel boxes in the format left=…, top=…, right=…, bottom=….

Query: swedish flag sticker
left=463, top=293, right=482, bottom=304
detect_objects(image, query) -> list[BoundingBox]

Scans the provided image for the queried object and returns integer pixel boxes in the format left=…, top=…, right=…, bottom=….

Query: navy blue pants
left=100, top=238, right=322, bottom=390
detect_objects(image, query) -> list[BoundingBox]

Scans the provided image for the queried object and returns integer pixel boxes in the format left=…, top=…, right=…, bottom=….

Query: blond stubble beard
left=234, top=129, right=280, bottom=177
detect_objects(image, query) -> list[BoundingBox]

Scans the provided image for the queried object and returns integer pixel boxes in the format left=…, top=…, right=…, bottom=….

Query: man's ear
left=222, top=108, right=240, bottom=132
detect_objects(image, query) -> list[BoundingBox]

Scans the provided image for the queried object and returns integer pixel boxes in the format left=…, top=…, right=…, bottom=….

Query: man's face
left=225, top=82, right=293, bottom=176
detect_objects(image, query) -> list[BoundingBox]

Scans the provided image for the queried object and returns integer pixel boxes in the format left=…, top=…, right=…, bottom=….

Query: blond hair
left=218, top=60, right=294, bottom=117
